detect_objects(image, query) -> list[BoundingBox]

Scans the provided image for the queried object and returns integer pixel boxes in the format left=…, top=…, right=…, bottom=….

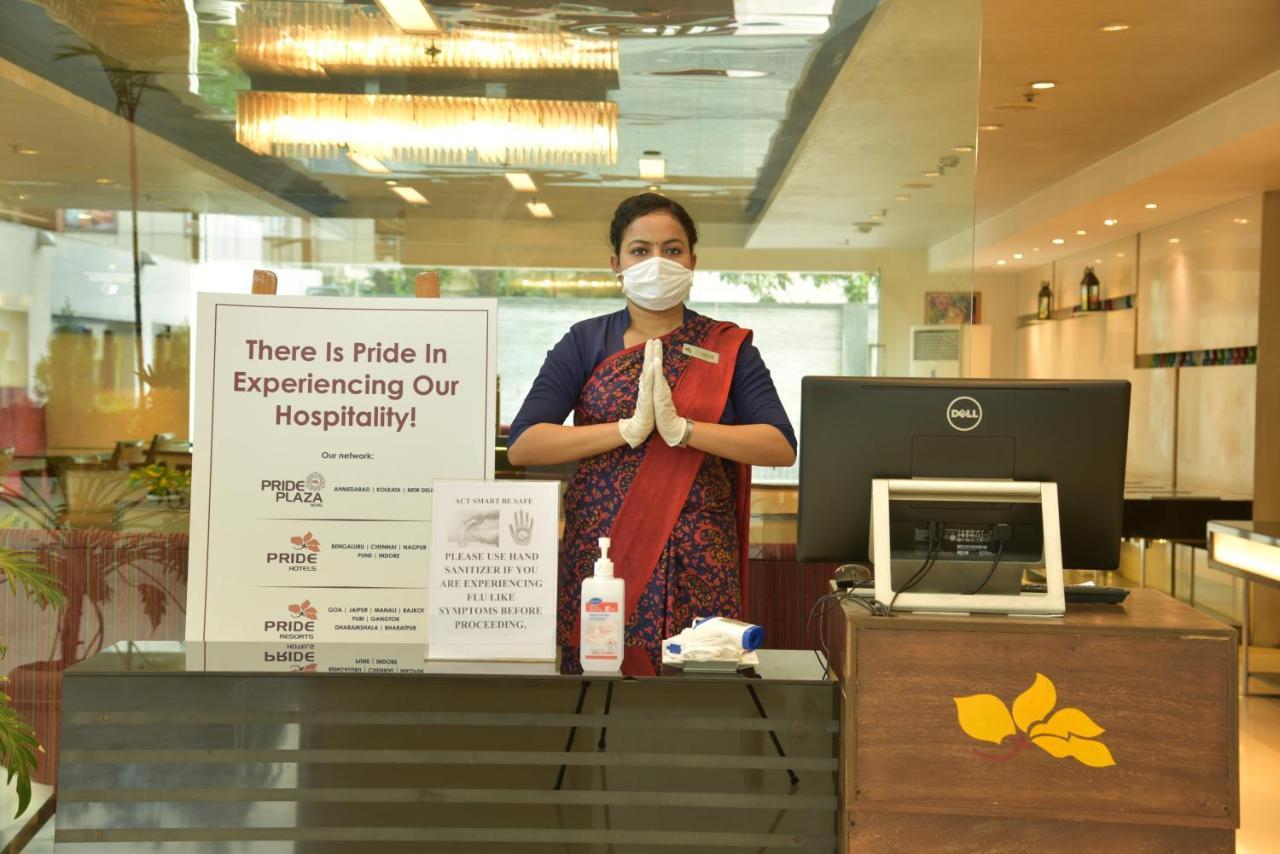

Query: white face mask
left=619, top=256, right=693, bottom=311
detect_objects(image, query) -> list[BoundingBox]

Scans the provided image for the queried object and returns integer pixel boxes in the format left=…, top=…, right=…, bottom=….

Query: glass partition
left=0, top=0, right=981, bottom=805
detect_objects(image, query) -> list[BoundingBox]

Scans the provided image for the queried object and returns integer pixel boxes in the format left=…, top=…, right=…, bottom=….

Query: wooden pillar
left=1252, top=191, right=1280, bottom=646
left=251, top=269, right=278, bottom=295
left=414, top=271, right=440, bottom=298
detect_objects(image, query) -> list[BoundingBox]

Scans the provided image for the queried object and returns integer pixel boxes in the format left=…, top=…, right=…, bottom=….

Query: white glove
left=651, top=340, right=690, bottom=447
left=617, top=338, right=658, bottom=448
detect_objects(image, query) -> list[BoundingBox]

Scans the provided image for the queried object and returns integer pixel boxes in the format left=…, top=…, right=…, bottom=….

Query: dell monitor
left=797, top=378, right=1130, bottom=593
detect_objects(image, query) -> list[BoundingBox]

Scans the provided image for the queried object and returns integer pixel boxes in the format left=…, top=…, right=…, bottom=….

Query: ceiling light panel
left=526, top=201, right=554, bottom=219
left=505, top=173, right=538, bottom=192
left=638, top=155, right=666, bottom=181
left=733, top=0, right=835, bottom=35
left=375, top=0, right=441, bottom=35
left=391, top=186, right=429, bottom=205
left=347, top=151, right=390, bottom=173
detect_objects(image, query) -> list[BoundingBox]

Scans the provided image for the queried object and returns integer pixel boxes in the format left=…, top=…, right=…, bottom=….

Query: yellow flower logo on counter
left=953, top=673, right=1116, bottom=767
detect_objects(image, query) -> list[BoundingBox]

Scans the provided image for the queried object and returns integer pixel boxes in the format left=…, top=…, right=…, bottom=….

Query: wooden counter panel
left=849, top=810, right=1233, bottom=853
left=851, top=625, right=1235, bottom=826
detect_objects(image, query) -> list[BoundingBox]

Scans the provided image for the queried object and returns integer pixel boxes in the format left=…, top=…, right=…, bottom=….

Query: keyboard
left=838, top=578, right=1130, bottom=605
left=1022, top=583, right=1130, bottom=604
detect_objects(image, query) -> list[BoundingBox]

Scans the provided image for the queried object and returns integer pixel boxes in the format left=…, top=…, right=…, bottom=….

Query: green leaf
left=0, top=695, right=41, bottom=818
left=0, top=548, right=65, bottom=609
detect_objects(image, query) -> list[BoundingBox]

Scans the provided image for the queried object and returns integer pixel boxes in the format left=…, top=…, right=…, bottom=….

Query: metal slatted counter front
left=55, top=642, right=839, bottom=853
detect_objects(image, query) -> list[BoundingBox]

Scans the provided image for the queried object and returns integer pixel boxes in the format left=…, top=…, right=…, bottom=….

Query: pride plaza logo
left=261, top=471, right=326, bottom=507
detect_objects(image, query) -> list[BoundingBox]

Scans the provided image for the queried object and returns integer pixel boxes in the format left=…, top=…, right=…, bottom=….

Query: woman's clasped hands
left=616, top=339, right=692, bottom=449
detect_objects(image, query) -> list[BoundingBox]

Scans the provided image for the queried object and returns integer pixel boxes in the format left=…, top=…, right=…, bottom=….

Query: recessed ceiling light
left=1033, top=247, right=1041, bottom=252
left=390, top=186, right=429, bottom=205
left=347, top=151, right=390, bottom=173
left=526, top=200, right=554, bottom=219
left=1117, top=252, right=1125, bottom=258
left=1052, top=238, right=1065, bottom=245
left=375, top=0, right=441, bottom=34
left=638, top=151, right=666, bottom=182
left=922, top=170, right=941, bottom=177
left=724, top=69, right=769, bottom=78
left=951, top=145, right=975, bottom=153
left=504, top=172, right=537, bottom=192
left=1012, top=253, right=1024, bottom=260
left=1075, top=229, right=1087, bottom=235
left=16, top=147, right=38, bottom=155
left=95, top=177, right=112, bottom=184
left=17, top=193, right=29, bottom=200
left=1095, top=258, right=1103, bottom=264
left=870, top=214, right=883, bottom=220
left=1098, top=22, right=1131, bottom=32
left=1144, top=202, right=1158, bottom=209
left=1103, top=218, right=1118, bottom=226
left=384, top=179, right=398, bottom=185
left=996, top=259, right=1007, bottom=266
left=894, top=195, right=910, bottom=201
left=978, top=124, right=1002, bottom=131
left=1168, top=237, right=1180, bottom=244
left=1233, top=217, right=1249, bottom=224
left=1030, top=81, right=1056, bottom=90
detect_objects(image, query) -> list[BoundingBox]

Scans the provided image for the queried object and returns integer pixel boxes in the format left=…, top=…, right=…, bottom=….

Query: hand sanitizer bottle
left=580, top=537, right=624, bottom=673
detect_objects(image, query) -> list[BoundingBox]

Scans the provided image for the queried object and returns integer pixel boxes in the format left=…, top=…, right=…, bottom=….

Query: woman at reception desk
left=507, top=193, right=796, bottom=671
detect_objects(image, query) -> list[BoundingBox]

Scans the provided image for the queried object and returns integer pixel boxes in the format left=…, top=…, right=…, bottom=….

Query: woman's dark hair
left=609, top=193, right=698, bottom=256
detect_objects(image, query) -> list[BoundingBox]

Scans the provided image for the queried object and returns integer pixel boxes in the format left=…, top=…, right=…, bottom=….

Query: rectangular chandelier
left=236, top=92, right=618, bottom=166
left=237, top=2, right=618, bottom=75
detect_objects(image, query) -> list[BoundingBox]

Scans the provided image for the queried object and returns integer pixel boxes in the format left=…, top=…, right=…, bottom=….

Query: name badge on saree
left=682, top=343, right=720, bottom=364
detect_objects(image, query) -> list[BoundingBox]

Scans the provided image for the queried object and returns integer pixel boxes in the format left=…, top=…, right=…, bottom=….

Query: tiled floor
left=13, top=697, right=1280, bottom=851
left=1239, top=695, right=1280, bottom=853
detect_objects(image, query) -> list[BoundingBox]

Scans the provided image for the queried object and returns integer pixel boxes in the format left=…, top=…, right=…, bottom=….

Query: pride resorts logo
left=264, top=599, right=319, bottom=641
left=261, top=471, right=326, bottom=507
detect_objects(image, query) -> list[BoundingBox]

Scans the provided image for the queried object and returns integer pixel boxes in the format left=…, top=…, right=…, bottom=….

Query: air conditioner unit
left=909, top=325, right=991, bottom=378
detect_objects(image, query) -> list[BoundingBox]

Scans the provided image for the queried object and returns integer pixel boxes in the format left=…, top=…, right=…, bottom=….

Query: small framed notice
left=428, top=480, right=560, bottom=661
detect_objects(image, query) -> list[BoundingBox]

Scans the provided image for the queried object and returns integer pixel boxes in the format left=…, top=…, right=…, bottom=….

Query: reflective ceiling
left=0, top=0, right=888, bottom=235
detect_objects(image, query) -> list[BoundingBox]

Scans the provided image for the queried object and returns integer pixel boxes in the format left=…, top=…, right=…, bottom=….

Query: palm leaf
left=0, top=690, right=39, bottom=818
left=0, top=547, right=64, bottom=609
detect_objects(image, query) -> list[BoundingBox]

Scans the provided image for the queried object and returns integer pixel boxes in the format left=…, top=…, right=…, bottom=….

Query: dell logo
left=946, top=396, right=983, bottom=431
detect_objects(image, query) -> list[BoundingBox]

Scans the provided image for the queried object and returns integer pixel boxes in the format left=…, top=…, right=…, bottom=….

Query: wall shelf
left=1017, top=293, right=1135, bottom=328
left=1138, top=346, right=1257, bottom=368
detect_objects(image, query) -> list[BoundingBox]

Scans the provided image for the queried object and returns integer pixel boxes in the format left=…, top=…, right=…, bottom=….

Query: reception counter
left=827, top=587, right=1238, bottom=853
left=54, top=643, right=838, bottom=852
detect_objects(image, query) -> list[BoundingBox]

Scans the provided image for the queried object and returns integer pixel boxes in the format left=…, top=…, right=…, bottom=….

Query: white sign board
left=185, top=293, right=496, bottom=657
left=429, top=480, right=560, bottom=661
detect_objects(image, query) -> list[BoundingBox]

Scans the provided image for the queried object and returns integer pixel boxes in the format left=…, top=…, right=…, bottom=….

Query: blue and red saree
left=558, top=314, right=750, bottom=674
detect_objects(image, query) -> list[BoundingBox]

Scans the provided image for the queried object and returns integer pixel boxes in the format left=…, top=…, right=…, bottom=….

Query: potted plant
left=128, top=463, right=191, bottom=506
left=1, top=547, right=63, bottom=818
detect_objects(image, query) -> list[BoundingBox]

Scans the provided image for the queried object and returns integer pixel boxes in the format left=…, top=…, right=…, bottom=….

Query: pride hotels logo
left=268, top=532, right=320, bottom=571
left=954, top=673, right=1116, bottom=767
left=261, top=471, right=326, bottom=506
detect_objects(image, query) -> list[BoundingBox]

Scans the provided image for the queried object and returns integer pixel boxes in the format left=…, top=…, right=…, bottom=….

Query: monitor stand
left=869, top=478, right=1065, bottom=617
